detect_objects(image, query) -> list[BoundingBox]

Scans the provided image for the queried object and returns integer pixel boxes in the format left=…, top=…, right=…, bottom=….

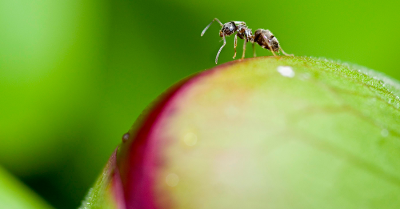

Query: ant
left=201, top=18, right=292, bottom=64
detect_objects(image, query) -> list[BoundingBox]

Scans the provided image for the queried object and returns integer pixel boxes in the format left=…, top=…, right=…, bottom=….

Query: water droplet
left=381, top=129, right=389, bottom=137
left=122, top=133, right=130, bottom=143
left=183, top=132, right=197, bottom=146
left=277, top=66, right=295, bottom=78
left=166, top=173, right=179, bottom=187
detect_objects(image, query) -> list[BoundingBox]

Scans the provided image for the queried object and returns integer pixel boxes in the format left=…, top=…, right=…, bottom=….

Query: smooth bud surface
left=81, top=57, right=400, bottom=209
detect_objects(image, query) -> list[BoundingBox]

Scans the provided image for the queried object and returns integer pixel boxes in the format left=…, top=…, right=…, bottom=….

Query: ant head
left=220, top=22, right=237, bottom=37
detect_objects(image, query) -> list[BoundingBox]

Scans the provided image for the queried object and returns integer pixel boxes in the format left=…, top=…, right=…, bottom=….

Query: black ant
left=201, top=18, right=292, bottom=64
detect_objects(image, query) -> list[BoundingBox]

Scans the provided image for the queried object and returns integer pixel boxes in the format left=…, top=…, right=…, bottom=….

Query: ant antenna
left=201, top=18, right=223, bottom=36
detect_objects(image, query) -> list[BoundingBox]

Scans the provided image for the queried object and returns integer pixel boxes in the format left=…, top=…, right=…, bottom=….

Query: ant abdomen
left=254, top=29, right=279, bottom=52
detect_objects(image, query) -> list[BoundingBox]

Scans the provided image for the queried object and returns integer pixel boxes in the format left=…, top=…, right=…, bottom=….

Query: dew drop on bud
left=122, top=133, right=130, bottom=143
left=183, top=132, right=198, bottom=146
left=277, top=66, right=295, bottom=78
left=166, top=173, right=179, bottom=187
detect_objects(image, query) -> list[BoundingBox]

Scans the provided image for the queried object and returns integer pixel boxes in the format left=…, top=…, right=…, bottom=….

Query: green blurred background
left=0, top=0, right=399, bottom=208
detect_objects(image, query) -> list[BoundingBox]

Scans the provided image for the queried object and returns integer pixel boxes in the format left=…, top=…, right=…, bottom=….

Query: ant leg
left=266, top=43, right=276, bottom=56
left=252, top=42, right=256, bottom=57
left=216, top=35, right=226, bottom=64
left=279, top=46, right=294, bottom=56
left=201, top=18, right=223, bottom=36
left=241, top=38, right=247, bottom=60
left=267, top=43, right=276, bottom=56
left=233, top=34, right=238, bottom=59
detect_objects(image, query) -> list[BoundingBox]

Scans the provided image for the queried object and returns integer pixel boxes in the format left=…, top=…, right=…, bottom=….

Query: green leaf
left=0, top=166, right=53, bottom=209
left=83, top=56, right=400, bottom=208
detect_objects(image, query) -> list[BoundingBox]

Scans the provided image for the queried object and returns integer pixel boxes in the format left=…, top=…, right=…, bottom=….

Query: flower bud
left=82, top=57, right=400, bottom=209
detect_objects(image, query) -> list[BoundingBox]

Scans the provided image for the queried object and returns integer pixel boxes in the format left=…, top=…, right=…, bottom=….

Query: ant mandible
left=201, top=18, right=292, bottom=64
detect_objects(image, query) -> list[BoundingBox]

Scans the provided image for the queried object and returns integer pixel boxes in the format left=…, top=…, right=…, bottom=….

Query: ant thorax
left=234, top=25, right=252, bottom=42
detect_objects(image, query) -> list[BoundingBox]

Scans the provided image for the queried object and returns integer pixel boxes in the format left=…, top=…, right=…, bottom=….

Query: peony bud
left=81, top=56, right=400, bottom=209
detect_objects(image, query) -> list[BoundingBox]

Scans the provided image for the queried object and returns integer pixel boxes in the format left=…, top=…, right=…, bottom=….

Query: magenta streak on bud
left=110, top=163, right=126, bottom=209
left=87, top=148, right=126, bottom=208
left=116, top=62, right=238, bottom=209
left=117, top=82, right=186, bottom=209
